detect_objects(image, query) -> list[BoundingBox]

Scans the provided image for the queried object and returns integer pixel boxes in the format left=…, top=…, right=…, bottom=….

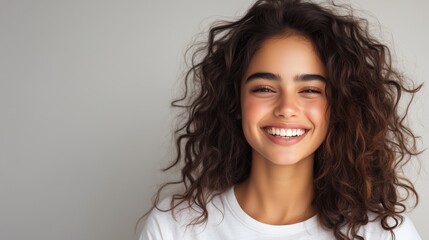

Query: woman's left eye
left=300, top=88, right=322, bottom=94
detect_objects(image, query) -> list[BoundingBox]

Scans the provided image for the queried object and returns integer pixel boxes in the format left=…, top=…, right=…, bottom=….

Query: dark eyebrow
left=294, top=74, right=326, bottom=82
left=245, top=72, right=281, bottom=82
left=245, top=72, right=326, bottom=83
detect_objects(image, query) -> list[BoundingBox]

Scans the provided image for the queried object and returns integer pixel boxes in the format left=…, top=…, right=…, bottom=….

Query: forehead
left=244, top=35, right=325, bottom=79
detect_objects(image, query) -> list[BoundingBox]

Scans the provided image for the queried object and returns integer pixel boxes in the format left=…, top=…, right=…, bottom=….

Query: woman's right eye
left=251, top=86, right=275, bottom=93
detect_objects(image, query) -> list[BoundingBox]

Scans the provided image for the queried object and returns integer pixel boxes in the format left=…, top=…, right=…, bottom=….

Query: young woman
left=141, top=0, right=422, bottom=239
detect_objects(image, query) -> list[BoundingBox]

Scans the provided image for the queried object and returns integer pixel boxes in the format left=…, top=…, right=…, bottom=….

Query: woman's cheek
left=303, top=101, right=329, bottom=129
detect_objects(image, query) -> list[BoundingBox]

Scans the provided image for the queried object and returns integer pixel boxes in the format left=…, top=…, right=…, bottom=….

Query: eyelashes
left=250, top=86, right=323, bottom=94
left=300, top=88, right=322, bottom=94
left=251, top=86, right=275, bottom=93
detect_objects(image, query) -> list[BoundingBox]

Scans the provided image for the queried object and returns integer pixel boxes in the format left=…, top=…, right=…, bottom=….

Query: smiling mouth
left=264, top=127, right=307, bottom=138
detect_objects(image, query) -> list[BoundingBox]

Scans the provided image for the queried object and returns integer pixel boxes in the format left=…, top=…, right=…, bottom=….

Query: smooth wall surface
left=1, top=1, right=427, bottom=240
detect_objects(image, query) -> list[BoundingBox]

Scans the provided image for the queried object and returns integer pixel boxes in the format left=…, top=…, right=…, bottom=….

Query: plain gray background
left=1, top=0, right=428, bottom=240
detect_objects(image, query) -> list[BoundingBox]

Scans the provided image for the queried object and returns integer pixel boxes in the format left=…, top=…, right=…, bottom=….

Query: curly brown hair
left=146, top=0, right=422, bottom=239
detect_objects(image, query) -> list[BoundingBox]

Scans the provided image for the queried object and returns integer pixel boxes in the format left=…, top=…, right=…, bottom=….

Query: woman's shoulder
left=359, top=213, right=421, bottom=240
left=140, top=196, right=195, bottom=240
left=139, top=197, right=175, bottom=240
left=140, top=191, right=229, bottom=240
left=389, top=215, right=421, bottom=239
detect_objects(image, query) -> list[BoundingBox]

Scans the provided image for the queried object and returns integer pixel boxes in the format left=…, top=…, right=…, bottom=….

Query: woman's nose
left=274, top=93, right=298, bottom=118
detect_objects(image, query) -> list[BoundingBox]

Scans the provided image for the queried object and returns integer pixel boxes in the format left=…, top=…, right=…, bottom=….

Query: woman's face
left=240, top=35, right=329, bottom=166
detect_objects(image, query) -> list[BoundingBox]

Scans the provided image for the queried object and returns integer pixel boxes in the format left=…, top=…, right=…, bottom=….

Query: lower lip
left=263, top=129, right=308, bottom=145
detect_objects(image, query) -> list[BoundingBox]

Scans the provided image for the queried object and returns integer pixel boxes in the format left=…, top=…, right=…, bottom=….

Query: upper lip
left=261, top=123, right=310, bottom=130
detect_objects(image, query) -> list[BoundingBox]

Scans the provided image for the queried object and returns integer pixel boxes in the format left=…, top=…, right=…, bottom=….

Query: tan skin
left=235, top=35, right=329, bottom=225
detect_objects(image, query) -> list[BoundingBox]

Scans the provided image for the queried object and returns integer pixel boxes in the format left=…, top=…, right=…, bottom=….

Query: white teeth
left=266, top=127, right=306, bottom=137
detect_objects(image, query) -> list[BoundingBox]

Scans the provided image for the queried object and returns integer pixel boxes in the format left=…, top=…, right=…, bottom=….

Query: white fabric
left=141, top=187, right=421, bottom=240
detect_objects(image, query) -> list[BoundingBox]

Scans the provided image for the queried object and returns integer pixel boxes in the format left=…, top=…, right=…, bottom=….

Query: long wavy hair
left=146, top=0, right=422, bottom=239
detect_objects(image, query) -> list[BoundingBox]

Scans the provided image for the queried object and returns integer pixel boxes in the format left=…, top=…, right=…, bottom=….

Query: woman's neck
left=234, top=153, right=315, bottom=225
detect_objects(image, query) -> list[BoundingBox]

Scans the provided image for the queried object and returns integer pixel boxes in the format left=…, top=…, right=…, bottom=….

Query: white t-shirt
left=141, top=187, right=421, bottom=240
